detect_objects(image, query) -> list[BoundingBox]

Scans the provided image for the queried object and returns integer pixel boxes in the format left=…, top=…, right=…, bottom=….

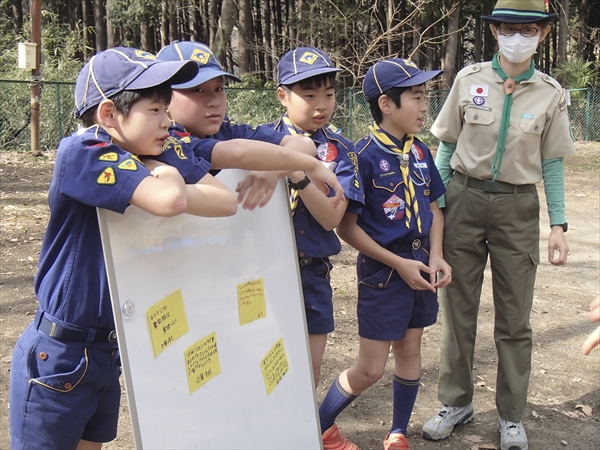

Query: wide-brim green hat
left=481, top=0, right=558, bottom=23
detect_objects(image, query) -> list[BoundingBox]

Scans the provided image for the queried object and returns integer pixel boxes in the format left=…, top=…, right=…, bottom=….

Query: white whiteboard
left=97, top=169, right=322, bottom=450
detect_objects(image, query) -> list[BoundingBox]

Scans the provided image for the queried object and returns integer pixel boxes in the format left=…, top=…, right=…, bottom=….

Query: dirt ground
left=0, top=142, right=598, bottom=450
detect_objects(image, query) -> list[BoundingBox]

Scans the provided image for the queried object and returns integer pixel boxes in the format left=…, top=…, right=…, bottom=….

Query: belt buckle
left=411, top=239, right=421, bottom=250
left=108, top=330, right=117, bottom=342
left=483, top=180, right=500, bottom=193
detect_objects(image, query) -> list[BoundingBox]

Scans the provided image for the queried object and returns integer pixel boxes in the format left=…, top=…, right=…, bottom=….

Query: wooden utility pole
left=31, top=0, right=41, bottom=155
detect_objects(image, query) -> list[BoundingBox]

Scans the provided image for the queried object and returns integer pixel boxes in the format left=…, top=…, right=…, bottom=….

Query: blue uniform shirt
left=268, top=117, right=364, bottom=258
left=34, top=126, right=211, bottom=330
left=347, top=131, right=445, bottom=248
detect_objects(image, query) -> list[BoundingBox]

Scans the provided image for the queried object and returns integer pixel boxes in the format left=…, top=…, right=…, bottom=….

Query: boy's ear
left=97, top=99, right=118, bottom=128
left=377, top=95, right=392, bottom=116
left=276, top=86, right=289, bottom=106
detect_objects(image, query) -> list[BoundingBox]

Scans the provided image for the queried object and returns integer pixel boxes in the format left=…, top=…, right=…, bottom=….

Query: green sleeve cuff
left=435, top=141, right=456, bottom=208
left=542, top=157, right=566, bottom=225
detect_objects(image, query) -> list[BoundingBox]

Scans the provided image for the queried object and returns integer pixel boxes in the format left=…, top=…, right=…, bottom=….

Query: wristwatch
left=551, top=223, right=568, bottom=232
left=289, top=174, right=311, bottom=191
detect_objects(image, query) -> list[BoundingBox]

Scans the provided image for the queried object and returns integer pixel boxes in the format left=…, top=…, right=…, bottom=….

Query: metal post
left=31, top=0, right=42, bottom=155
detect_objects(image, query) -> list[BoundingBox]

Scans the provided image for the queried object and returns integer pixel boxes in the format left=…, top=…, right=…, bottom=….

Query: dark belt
left=453, top=172, right=536, bottom=194
left=388, top=237, right=429, bottom=254
left=35, top=309, right=117, bottom=343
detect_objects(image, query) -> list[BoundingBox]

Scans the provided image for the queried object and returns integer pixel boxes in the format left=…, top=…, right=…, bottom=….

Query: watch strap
left=289, top=174, right=311, bottom=191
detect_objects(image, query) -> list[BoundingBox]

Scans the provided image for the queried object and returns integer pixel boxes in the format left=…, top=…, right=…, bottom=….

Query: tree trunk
left=93, top=0, right=107, bottom=51
left=254, top=0, right=266, bottom=81
left=263, top=0, right=274, bottom=79
left=239, top=0, right=254, bottom=73
left=387, top=0, right=394, bottom=55
left=557, top=0, right=569, bottom=65
left=82, top=0, right=94, bottom=58
left=12, top=0, right=23, bottom=35
left=213, top=0, right=238, bottom=68
left=169, top=1, right=178, bottom=43
left=106, top=0, right=116, bottom=47
left=161, top=1, right=169, bottom=48
left=443, top=1, right=460, bottom=88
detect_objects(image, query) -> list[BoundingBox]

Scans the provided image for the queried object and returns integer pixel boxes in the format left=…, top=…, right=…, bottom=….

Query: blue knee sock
left=390, top=374, right=420, bottom=436
left=319, top=376, right=358, bottom=432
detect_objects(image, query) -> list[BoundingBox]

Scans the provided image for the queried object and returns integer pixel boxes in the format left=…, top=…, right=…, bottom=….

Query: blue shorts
left=356, top=244, right=438, bottom=341
left=9, top=322, right=121, bottom=449
left=300, top=257, right=334, bottom=335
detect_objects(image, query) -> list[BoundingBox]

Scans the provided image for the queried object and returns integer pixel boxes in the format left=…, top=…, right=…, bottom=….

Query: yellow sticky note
left=147, top=289, right=189, bottom=357
left=260, top=337, right=289, bottom=396
left=237, top=279, right=267, bottom=325
left=185, top=332, right=221, bottom=394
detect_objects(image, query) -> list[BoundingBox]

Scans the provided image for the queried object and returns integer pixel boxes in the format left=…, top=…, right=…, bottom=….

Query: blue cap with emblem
left=277, top=47, right=342, bottom=86
left=157, top=40, right=241, bottom=89
left=362, top=58, right=442, bottom=102
left=74, top=47, right=198, bottom=116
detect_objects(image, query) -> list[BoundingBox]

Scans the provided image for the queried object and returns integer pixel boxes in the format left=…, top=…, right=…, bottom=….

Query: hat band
left=490, top=8, right=549, bottom=19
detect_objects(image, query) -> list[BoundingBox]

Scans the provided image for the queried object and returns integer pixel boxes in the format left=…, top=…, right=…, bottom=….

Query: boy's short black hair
left=281, top=73, right=338, bottom=92
left=368, top=86, right=408, bottom=124
left=78, top=84, right=173, bottom=128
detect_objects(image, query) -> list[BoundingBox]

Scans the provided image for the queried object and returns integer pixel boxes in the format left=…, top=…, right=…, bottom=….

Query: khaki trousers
left=438, top=174, right=540, bottom=422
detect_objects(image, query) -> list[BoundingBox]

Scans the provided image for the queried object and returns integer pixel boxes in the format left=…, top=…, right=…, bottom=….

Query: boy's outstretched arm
left=336, top=213, right=436, bottom=292
left=206, top=138, right=345, bottom=208
left=210, top=135, right=316, bottom=210
left=428, top=201, right=452, bottom=289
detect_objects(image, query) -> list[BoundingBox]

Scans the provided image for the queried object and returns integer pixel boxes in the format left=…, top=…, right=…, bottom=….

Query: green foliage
left=552, top=57, right=598, bottom=89
left=225, top=76, right=283, bottom=126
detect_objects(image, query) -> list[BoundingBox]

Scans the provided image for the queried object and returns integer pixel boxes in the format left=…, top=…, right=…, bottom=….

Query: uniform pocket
left=463, top=109, right=496, bottom=156
left=28, top=337, right=89, bottom=393
left=515, top=118, right=544, bottom=163
left=358, top=256, right=394, bottom=290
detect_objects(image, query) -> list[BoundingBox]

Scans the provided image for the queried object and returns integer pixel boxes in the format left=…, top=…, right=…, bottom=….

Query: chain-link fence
left=1, top=80, right=598, bottom=152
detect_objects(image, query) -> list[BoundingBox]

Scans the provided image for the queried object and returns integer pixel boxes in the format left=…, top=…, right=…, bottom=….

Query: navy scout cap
left=481, top=0, right=558, bottom=23
left=74, top=47, right=198, bottom=116
left=157, top=40, right=241, bottom=89
left=362, top=58, right=442, bottom=102
left=277, top=47, right=341, bottom=86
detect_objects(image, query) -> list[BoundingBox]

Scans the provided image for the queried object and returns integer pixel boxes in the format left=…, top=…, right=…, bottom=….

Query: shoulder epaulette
left=323, top=128, right=352, bottom=150
left=355, top=136, right=372, bottom=155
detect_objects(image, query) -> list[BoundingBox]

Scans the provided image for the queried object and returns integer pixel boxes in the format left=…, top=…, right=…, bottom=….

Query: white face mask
left=497, top=33, right=539, bottom=63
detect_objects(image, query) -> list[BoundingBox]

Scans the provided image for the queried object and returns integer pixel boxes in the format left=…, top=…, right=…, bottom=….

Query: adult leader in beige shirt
left=422, top=1, right=576, bottom=450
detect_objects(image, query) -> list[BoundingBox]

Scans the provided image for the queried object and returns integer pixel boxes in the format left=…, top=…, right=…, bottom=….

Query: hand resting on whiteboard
left=235, top=170, right=282, bottom=210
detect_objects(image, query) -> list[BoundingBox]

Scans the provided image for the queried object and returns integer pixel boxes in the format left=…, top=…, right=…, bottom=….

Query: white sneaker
left=421, top=403, right=475, bottom=440
left=498, top=418, right=528, bottom=450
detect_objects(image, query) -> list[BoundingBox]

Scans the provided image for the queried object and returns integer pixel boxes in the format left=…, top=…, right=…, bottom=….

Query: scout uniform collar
left=490, top=53, right=535, bottom=180
left=369, top=122, right=422, bottom=233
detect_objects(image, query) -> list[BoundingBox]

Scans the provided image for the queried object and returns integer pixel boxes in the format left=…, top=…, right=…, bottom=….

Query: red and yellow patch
left=97, top=167, right=117, bottom=185
left=98, top=152, right=119, bottom=162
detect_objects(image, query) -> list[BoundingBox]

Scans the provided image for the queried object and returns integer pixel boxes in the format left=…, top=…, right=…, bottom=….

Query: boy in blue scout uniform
left=267, top=47, right=363, bottom=387
left=421, top=1, right=576, bottom=450
left=317, top=58, right=452, bottom=450
left=156, top=41, right=342, bottom=210
left=8, top=47, right=239, bottom=450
